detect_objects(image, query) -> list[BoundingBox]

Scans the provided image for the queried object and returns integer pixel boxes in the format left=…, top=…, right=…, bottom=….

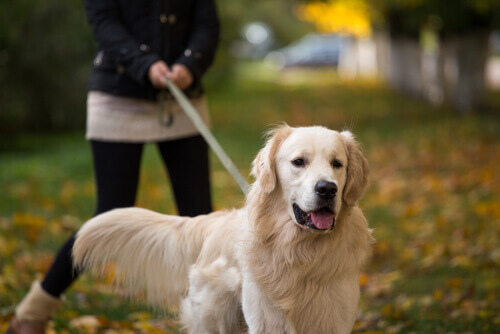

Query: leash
left=161, top=77, right=250, bottom=195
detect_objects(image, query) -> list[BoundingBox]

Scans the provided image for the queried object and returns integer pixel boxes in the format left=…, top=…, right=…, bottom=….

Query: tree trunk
left=338, top=38, right=378, bottom=79
left=387, top=36, right=423, bottom=97
left=374, top=31, right=391, bottom=82
left=439, top=31, right=490, bottom=113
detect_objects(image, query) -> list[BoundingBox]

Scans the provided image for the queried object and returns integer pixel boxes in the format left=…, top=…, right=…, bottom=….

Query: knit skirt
left=86, top=91, right=210, bottom=142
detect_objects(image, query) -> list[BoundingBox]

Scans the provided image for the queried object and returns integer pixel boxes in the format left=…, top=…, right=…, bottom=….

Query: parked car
left=266, top=33, right=349, bottom=69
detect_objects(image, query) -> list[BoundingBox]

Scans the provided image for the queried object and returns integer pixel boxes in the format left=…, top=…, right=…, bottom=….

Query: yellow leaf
left=13, top=213, right=45, bottom=242
left=381, top=304, right=392, bottom=317
left=128, top=312, right=153, bottom=322
left=446, top=278, right=462, bottom=288
left=359, top=273, right=369, bottom=287
left=69, top=315, right=101, bottom=334
left=451, top=255, right=474, bottom=268
left=433, top=289, right=443, bottom=301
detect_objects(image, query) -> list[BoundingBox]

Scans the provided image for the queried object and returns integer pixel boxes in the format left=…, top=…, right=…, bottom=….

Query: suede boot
left=6, top=282, right=63, bottom=334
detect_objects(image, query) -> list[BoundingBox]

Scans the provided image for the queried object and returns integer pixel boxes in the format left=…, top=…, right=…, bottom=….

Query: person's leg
left=90, top=140, right=144, bottom=215
left=157, top=135, right=212, bottom=217
left=9, top=140, right=144, bottom=334
left=40, top=140, right=144, bottom=297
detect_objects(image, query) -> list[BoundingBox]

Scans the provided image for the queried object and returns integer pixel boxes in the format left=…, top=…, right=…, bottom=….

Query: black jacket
left=84, top=0, right=219, bottom=101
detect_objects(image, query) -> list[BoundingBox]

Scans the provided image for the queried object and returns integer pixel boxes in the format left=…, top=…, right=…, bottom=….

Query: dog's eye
left=332, top=160, right=343, bottom=168
left=292, top=158, right=306, bottom=167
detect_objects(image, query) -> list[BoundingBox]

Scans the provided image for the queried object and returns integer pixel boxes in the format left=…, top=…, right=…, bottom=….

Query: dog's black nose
left=315, top=181, right=337, bottom=200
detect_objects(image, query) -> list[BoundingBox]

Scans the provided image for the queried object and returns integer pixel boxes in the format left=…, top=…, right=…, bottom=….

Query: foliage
left=371, top=0, right=500, bottom=37
left=296, top=0, right=372, bottom=37
left=0, top=0, right=94, bottom=134
left=1, top=63, right=499, bottom=333
left=297, top=0, right=500, bottom=37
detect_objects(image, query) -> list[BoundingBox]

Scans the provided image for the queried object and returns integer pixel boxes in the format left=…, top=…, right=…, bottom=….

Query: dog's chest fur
left=237, top=201, right=372, bottom=333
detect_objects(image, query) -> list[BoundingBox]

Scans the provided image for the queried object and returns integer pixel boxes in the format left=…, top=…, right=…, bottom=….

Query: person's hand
left=148, top=61, right=170, bottom=89
left=167, top=64, right=193, bottom=90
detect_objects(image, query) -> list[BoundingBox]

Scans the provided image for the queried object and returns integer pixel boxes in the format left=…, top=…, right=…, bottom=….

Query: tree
left=373, top=0, right=500, bottom=112
left=0, top=0, right=95, bottom=134
left=297, top=0, right=500, bottom=112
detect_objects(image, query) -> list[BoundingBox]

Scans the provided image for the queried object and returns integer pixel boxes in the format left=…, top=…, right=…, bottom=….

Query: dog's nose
left=315, top=181, right=337, bottom=200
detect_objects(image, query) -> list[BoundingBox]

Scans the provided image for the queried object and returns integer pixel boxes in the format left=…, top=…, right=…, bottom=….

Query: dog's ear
left=251, top=125, right=292, bottom=193
left=341, top=131, right=369, bottom=206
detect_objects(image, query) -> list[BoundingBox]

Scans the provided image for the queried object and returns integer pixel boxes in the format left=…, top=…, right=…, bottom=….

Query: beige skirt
left=86, top=91, right=210, bottom=142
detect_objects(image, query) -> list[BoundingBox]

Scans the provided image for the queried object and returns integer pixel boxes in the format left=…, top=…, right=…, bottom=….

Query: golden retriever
left=72, top=125, right=374, bottom=334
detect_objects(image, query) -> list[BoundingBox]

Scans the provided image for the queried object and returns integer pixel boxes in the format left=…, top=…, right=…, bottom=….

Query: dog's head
left=251, top=125, right=368, bottom=233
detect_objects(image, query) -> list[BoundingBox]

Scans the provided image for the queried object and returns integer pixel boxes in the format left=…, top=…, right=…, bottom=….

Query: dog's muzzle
left=293, top=203, right=335, bottom=231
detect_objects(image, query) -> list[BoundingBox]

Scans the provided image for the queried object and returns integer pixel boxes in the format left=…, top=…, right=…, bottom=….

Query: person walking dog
left=7, top=0, right=219, bottom=333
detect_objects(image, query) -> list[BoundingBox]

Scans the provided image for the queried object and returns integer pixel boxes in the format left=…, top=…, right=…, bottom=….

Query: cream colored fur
left=73, top=125, right=374, bottom=334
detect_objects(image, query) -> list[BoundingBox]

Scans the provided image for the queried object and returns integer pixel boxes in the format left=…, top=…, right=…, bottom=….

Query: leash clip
left=158, top=90, right=174, bottom=127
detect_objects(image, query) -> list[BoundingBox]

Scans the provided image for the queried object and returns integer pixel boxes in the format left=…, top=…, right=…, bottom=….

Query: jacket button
left=160, top=14, right=167, bottom=23
left=184, top=49, right=192, bottom=57
left=168, top=14, right=177, bottom=25
left=117, top=65, right=125, bottom=74
left=140, top=44, right=150, bottom=52
left=93, top=51, right=104, bottom=66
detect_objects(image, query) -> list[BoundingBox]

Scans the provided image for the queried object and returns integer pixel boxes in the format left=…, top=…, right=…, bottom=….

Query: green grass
left=1, top=61, right=499, bottom=333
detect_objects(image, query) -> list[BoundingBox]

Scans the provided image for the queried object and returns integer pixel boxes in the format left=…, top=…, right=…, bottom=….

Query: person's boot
left=5, top=282, right=63, bottom=334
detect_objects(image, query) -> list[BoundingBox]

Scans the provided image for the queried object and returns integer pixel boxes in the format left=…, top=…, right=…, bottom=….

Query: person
left=7, top=0, right=219, bottom=333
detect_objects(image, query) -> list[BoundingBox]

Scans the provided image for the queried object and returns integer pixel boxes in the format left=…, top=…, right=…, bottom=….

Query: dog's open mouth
left=293, top=203, right=335, bottom=231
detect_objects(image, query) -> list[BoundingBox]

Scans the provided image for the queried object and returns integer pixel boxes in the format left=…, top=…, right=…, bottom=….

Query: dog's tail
left=73, top=207, right=212, bottom=308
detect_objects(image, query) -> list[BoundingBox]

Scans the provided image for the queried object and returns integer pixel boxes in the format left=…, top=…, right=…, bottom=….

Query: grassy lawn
left=1, top=62, right=499, bottom=333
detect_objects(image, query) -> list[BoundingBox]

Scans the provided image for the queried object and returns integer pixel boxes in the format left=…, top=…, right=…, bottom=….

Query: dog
left=72, top=125, right=374, bottom=334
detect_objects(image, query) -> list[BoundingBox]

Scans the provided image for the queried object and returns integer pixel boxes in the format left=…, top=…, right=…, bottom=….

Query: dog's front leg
left=241, top=276, right=294, bottom=334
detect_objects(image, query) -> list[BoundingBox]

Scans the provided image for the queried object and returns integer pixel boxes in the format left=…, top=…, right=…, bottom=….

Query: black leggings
left=41, top=135, right=212, bottom=297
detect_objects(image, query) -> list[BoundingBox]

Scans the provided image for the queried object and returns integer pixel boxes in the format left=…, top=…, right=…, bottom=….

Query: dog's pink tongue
left=310, top=210, right=335, bottom=230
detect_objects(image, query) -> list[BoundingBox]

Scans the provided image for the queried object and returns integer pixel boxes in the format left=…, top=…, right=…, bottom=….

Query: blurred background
left=1, top=0, right=499, bottom=333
